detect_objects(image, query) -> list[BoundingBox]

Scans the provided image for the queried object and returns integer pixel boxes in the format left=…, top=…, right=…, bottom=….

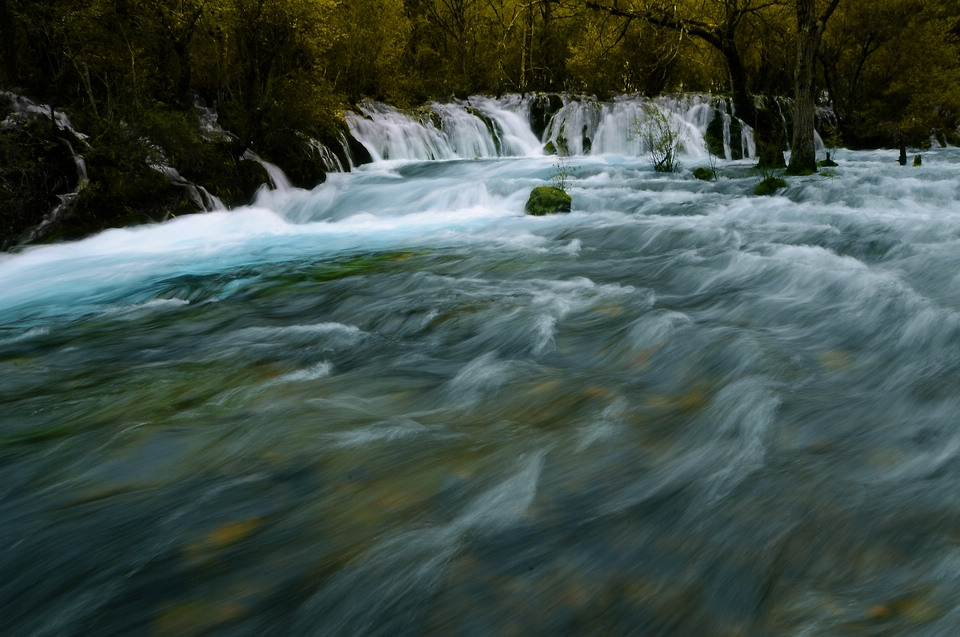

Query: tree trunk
left=173, top=40, right=193, bottom=107
left=789, top=0, right=819, bottom=173
left=723, top=42, right=754, bottom=123
left=789, top=0, right=842, bottom=174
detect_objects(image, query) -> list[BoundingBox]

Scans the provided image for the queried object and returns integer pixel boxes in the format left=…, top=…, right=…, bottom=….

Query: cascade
left=345, top=98, right=541, bottom=162
left=346, top=94, right=761, bottom=163
left=242, top=150, right=293, bottom=190
left=308, top=138, right=346, bottom=172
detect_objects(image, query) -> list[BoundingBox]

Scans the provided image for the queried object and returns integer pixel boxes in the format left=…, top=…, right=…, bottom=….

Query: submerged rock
left=525, top=186, right=571, bottom=216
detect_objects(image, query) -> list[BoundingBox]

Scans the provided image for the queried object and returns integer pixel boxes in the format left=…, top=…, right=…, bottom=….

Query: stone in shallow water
left=525, top=186, right=572, bottom=216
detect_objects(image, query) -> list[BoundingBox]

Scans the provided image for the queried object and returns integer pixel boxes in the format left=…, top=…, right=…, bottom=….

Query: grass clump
left=754, top=176, right=788, bottom=196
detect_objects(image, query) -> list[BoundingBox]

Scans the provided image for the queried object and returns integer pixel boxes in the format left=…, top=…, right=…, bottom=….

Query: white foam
left=274, top=362, right=334, bottom=383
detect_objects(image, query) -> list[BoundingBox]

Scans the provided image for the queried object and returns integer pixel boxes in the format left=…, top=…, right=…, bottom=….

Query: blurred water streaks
left=2, top=149, right=960, bottom=635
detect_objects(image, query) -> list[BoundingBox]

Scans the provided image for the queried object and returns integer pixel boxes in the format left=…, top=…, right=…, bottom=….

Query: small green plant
left=634, top=105, right=684, bottom=173
left=551, top=152, right=577, bottom=190
left=754, top=165, right=788, bottom=196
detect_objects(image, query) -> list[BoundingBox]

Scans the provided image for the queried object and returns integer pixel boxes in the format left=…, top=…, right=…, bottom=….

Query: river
left=1, top=96, right=959, bottom=635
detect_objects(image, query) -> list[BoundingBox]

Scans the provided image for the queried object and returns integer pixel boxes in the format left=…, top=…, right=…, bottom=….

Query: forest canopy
left=2, top=0, right=959, bottom=148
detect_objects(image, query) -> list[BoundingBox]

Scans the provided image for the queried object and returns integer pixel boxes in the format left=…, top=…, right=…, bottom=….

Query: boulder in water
left=525, top=186, right=571, bottom=216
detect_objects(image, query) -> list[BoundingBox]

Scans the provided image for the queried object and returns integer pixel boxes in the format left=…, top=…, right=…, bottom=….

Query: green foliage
left=70, top=124, right=195, bottom=233
left=819, top=0, right=960, bottom=146
left=525, top=185, right=572, bottom=216
left=635, top=105, right=684, bottom=173
left=551, top=154, right=577, bottom=190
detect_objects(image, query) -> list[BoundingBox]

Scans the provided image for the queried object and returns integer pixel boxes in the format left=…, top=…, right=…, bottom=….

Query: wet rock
left=525, top=186, right=571, bottom=216
left=343, top=130, right=373, bottom=166
left=913, top=155, right=922, bottom=167
left=543, top=136, right=569, bottom=157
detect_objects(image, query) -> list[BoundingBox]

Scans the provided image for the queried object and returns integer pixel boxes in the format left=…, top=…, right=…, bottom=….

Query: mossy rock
left=410, top=105, right=443, bottom=130
left=817, top=158, right=838, bottom=168
left=525, top=186, right=571, bottom=216
left=692, top=167, right=715, bottom=181
left=754, top=176, right=788, bottom=196
left=543, top=136, right=569, bottom=157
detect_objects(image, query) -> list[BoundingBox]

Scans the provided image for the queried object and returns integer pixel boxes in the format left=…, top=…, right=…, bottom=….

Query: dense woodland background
left=2, top=0, right=960, bottom=246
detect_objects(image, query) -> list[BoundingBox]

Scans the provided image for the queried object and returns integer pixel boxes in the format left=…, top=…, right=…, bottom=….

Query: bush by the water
left=754, top=176, right=788, bottom=196
left=525, top=186, right=571, bottom=216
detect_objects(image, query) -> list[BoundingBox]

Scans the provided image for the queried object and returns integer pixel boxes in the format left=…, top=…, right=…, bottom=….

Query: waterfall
left=346, top=94, right=761, bottom=163
left=308, top=138, right=346, bottom=172
left=242, top=150, right=293, bottom=190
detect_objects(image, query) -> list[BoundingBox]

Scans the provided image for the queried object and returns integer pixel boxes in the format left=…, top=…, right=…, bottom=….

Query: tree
left=574, top=0, right=791, bottom=165
left=816, top=0, right=910, bottom=145
left=786, top=0, right=842, bottom=174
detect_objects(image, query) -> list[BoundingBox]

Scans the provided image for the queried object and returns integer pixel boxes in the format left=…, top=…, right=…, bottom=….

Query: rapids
left=1, top=103, right=960, bottom=634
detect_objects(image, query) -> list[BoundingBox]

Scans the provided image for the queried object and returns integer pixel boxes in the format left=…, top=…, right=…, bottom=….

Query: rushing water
left=2, top=100, right=960, bottom=635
